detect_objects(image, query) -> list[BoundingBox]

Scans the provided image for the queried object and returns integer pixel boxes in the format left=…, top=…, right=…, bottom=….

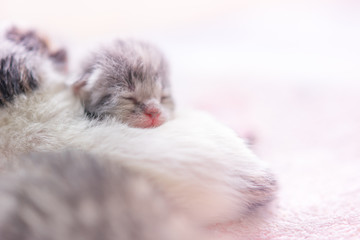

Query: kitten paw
left=241, top=170, right=278, bottom=212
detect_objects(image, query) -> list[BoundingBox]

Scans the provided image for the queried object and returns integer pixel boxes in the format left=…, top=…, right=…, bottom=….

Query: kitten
left=0, top=151, right=202, bottom=240
left=0, top=26, right=277, bottom=228
left=0, top=26, right=67, bottom=107
left=73, top=40, right=174, bottom=128
left=5, top=26, right=67, bottom=72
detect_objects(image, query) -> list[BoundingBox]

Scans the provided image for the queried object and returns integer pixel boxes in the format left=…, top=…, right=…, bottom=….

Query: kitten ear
left=72, top=77, right=88, bottom=96
left=72, top=67, right=95, bottom=96
left=49, top=48, right=68, bottom=72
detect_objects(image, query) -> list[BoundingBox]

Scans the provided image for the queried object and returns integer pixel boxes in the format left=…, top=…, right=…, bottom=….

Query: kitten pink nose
left=144, top=107, right=160, bottom=119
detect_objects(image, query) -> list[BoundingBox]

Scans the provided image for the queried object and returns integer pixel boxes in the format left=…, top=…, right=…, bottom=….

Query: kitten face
left=74, top=40, right=174, bottom=128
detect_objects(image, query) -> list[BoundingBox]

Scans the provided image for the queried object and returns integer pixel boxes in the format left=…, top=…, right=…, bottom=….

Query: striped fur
left=0, top=26, right=68, bottom=107
left=0, top=53, right=39, bottom=106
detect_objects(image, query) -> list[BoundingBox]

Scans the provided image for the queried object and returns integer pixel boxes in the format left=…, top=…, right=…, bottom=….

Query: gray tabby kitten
left=0, top=151, right=201, bottom=240
left=73, top=40, right=174, bottom=128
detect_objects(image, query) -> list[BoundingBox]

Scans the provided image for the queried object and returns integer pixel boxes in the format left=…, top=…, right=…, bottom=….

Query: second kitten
left=73, top=40, right=174, bottom=128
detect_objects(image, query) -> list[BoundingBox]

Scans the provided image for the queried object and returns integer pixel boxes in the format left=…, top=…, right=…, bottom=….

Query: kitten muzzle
left=144, top=106, right=161, bottom=120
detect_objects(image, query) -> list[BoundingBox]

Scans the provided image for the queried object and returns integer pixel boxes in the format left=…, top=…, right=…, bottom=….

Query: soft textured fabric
left=185, top=81, right=360, bottom=239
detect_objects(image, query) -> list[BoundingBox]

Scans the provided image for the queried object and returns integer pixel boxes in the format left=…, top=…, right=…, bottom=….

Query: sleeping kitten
left=0, top=26, right=277, bottom=229
left=73, top=40, right=174, bottom=128
left=0, top=151, right=202, bottom=240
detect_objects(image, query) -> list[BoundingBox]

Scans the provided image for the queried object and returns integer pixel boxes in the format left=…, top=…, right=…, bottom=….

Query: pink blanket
left=184, top=81, right=360, bottom=239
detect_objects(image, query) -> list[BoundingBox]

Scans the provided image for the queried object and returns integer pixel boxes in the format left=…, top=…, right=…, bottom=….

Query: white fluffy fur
left=0, top=75, right=276, bottom=225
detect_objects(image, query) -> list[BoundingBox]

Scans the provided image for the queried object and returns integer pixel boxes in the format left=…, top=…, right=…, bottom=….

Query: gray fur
left=0, top=26, right=68, bottom=107
left=5, top=27, right=68, bottom=72
left=0, top=41, right=42, bottom=107
left=0, top=51, right=39, bottom=106
left=0, top=151, right=200, bottom=240
left=73, top=40, right=174, bottom=128
left=6, top=27, right=49, bottom=54
left=0, top=26, right=277, bottom=238
left=0, top=35, right=200, bottom=238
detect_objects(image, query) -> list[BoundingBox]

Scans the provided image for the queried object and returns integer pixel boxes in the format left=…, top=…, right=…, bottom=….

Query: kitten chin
left=72, top=39, right=175, bottom=128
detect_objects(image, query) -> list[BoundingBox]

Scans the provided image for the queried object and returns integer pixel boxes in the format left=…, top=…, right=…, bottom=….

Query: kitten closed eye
left=161, top=96, right=171, bottom=103
left=122, top=96, right=138, bottom=103
left=73, top=39, right=175, bottom=128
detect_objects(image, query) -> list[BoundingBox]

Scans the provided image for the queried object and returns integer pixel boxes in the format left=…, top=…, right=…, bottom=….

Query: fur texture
left=0, top=27, right=67, bottom=107
left=0, top=80, right=277, bottom=224
left=0, top=26, right=277, bottom=237
left=0, top=151, right=201, bottom=240
left=73, top=40, right=174, bottom=128
left=5, top=26, right=67, bottom=72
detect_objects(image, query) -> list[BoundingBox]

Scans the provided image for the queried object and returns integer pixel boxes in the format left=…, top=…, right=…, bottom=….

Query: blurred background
left=2, top=0, right=359, bottom=87
left=2, top=1, right=360, bottom=237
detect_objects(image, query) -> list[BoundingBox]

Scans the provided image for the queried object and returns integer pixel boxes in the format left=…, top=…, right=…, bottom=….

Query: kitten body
left=0, top=26, right=277, bottom=237
left=0, top=151, right=202, bottom=240
left=73, top=40, right=174, bottom=128
left=0, top=80, right=276, bottom=224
